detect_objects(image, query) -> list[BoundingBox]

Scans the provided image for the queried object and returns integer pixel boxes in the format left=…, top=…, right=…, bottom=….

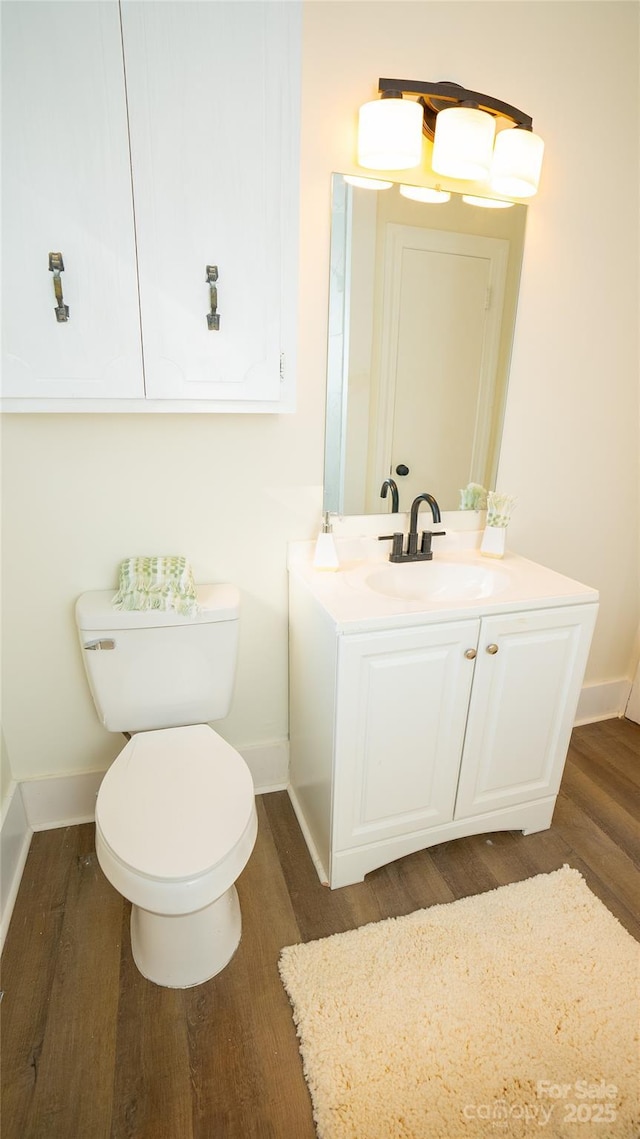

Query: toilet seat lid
left=96, top=725, right=255, bottom=881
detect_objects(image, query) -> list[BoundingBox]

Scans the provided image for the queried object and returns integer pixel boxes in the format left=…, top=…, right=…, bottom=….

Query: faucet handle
left=420, top=529, right=446, bottom=555
left=379, top=532, right=405, bottom=560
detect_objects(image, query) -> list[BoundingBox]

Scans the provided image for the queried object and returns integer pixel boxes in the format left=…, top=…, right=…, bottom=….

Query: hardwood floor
left=2, top=718, right=638, bottom=1138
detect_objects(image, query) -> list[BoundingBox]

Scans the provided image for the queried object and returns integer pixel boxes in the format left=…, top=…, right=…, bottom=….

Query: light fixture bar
left=377, top=78, right=533, bottom=138
left=356, top=77, right=543, bottom=197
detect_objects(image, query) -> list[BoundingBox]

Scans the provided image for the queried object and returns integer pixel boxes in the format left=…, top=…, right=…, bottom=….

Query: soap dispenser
left=313, top=512, right=339, bottom=571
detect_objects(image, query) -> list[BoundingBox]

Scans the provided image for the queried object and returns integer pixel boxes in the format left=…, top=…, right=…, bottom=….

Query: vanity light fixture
left=357, top=79, right=544, bottom=198
left=432, top=104, right=496, bottom=181
left=462, top=195, right=514, bottom=209
left=343, top=175, right=393, bottom=190
left=490, top=125, right=545, bottom=198
left=399, top=184, right=451, bottom=204
left=358, top=92, right=424, bottom=170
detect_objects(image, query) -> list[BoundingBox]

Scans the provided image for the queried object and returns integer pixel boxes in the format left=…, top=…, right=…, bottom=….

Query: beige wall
left=300, top=0, right=639, bottom=679
left=0, top=414, right=323, bottom=782
left=1, top=1, right=638, bottom=787
left=0, top=729, right=12, bottom=806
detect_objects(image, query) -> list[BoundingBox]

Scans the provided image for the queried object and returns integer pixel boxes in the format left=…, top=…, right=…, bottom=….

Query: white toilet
left=75, top=583, right=257, bottom=989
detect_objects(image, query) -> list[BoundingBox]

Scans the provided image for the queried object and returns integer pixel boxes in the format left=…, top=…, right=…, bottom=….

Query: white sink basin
left=350, top=559, right=511, bottom=603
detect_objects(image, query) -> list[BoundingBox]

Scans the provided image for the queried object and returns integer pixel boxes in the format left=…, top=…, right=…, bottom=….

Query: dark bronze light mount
left=357, top=78, right=544, bottom=199
left=377, top=78, right=534, bottom=139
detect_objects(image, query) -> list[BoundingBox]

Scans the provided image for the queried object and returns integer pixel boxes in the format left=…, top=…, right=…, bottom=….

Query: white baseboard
left=287, top=783, right=329, bottom=885
left=240, top=739, right=289, bottom=793
left=1, top=781, right=32, bottom=950
left=626, top=660, right=640, bottom=725
left=20, top=768, right=107, bottom=832
left=9, top=738, right=289, bottom=837
left=574, top=679, right=632, bottom=725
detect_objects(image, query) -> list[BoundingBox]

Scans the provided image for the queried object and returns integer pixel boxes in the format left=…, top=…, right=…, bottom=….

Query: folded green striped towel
left=113, top=556, right=200, bottom=617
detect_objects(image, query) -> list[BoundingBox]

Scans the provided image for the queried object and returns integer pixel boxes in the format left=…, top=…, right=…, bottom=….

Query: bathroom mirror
left=323, top=174, right=527, bottom=515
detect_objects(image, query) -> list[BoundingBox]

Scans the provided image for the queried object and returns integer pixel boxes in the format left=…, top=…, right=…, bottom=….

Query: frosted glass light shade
left=344, top=175, right=393, bottom=190
left=491, top=128, right=544, bottom=197
left=400, top=184, right=451, bottom=204
left=462, top=195, right=514, bottom=209
left=358, top=98, right=423, bottom=170
left=432, top=106, right=496, bottom=180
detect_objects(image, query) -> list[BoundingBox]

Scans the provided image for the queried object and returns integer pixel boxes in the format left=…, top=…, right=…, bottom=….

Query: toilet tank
left=75, top=584, right=240, bottom=733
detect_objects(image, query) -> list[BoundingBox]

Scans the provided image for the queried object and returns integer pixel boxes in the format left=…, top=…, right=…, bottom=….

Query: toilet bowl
left=95, top=724, right=257, bottom=988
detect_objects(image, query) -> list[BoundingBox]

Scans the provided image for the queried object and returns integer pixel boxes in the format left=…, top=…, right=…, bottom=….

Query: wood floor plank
left=551, top=790, right=640, bottom=937
left=0, top=827, right=79, bottom=1139
left=465, top=827, right=569, bottom=888
left=570, top=731, right=640, bottom=811
left=262, top=791, right=384, bottom=941
left=426, top=835, right=502, bottom=899
left=559, top=760, right=640, bottom=862
left=365, top=846, right=457, bottom=919
left=575, top=719, right=640, bottom=783
left=21, top=825, right=123, bottom=1139
left=109, top=904, right=194, bottom=1139
left=1, top=719, right=637, bottom=1139
left=184, top=797, right=314, bottom=1139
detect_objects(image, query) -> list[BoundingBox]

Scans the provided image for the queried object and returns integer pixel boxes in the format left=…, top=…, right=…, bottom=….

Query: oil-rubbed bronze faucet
left=380, top=477, right=400, bottom=513
left=378, top=492, right=445, bottom=563
left=407, top=493, right=442, bottom=555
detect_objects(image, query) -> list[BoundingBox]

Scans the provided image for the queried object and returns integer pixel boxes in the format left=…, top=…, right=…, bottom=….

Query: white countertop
left=288, top=540, right=599, bottom=634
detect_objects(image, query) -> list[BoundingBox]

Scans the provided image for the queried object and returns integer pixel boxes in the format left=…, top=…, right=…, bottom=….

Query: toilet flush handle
left=84, top=639, right=116, bottom=651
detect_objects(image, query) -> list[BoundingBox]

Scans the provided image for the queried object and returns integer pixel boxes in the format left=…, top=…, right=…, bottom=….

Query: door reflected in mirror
left=323, top=175, right=527, bottom=515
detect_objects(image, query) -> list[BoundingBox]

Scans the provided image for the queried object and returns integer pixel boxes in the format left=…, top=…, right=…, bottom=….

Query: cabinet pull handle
left=486, top=643, right=499, bottom=655
left=206, top=264, right=220, bottom=330
left=49, top=252, right=69, bottom=322
left=464, top=648, right=477, bottom=660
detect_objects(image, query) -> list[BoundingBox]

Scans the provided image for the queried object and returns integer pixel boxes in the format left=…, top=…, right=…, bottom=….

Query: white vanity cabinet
left=288, top=566, right=598, bottom=889
left=1, top=1, right=300, bottom=412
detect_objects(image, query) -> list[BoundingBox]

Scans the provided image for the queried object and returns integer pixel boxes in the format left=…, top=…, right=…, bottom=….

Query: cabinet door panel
left=1, top=1, right=143, bottom=399
left=121, top=1, right=299, bottom=402
left=454, top=605, right=597, bottom=819
left=333, top=621, right=478, bottom=851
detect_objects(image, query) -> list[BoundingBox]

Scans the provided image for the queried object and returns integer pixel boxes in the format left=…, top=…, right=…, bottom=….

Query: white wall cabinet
left=1, top=2, right=143, bottom=401
left=1, top=1, right=300, bottom=412
left=289, top=580, right=597, bottom=888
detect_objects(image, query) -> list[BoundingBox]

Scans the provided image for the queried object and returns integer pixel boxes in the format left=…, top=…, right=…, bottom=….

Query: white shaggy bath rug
left=279, top=867, right=639, bottom=1139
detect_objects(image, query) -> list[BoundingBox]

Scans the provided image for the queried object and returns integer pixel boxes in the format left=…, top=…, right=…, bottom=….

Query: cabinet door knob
left=464, top=648, right=477, bottom=660
left=486, top=643, right=499, bottom=655
left=395, top=464, right=410, bottom=476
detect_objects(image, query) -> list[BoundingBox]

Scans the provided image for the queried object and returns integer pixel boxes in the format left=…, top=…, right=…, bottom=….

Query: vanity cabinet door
left=120, top=0, right=300, bottom=404
left=1, top=1, right=143, bottom=399
left=333, top=620, right=479, bottom=852
left=454, top=604, right=598, bottom=820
